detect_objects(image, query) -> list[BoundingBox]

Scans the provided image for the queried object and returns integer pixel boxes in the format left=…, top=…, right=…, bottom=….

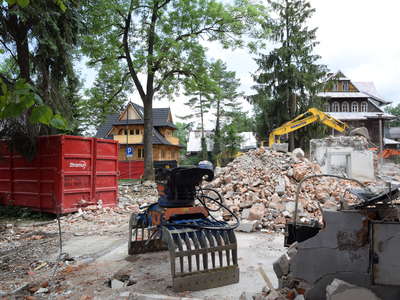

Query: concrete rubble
left=203, top=147, right=363, bottom=232
left=326, top=279, right=382, bottom=300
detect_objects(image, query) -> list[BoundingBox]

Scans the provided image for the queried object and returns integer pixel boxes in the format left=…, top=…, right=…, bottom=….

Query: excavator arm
left=269, top=107, right=349, bottom=147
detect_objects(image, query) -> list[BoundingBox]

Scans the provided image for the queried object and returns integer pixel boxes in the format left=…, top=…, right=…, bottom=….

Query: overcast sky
left=81, top=0, right=400, bottom=127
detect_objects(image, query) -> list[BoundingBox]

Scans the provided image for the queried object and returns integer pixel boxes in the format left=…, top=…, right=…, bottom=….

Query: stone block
left=272, top=143, right=289, bottom=153
left=326, top=279, right=382, bottom=300
left=236, top=220, right=258, bottom=232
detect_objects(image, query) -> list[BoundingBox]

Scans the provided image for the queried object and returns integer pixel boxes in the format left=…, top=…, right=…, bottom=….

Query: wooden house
left=96, top=102, right=181, bottom=170
left=319, top=71, right=394, bottom=145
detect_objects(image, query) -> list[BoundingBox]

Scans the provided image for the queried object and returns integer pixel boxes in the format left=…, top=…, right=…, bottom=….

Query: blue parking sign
left=126, top=146, right=134, bottom=157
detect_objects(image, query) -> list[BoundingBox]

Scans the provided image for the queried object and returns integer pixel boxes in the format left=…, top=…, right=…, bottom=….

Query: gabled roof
left=320, top=71, right=391, bottom=106
left=95, top=102, right=177, bottom=144
left=353, top=82, right=391, bottom=105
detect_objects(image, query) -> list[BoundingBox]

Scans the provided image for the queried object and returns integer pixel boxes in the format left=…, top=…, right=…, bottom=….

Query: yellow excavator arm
left=269, top=107, right=349, bottom=147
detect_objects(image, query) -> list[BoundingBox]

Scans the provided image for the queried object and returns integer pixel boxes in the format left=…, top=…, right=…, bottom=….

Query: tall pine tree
left=209, top=60, right=241, bottom=158
left=251, top=0, right=327, bottom=150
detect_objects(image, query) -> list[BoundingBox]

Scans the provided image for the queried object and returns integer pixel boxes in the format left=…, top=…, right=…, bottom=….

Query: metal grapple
left=128, top=167, right=239, bottom=291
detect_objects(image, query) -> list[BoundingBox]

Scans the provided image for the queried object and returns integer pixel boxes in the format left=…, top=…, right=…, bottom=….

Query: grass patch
left=118, top=179, right=141, bottom=183
left=0, top=205, right=55, bottom=223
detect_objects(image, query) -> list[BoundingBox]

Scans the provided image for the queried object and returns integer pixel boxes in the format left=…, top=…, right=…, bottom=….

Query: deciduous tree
left=83, top=0, right=266, bottom=180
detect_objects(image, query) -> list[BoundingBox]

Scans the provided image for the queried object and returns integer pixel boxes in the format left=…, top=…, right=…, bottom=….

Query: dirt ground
left=0, top=206, right=284, bottom=300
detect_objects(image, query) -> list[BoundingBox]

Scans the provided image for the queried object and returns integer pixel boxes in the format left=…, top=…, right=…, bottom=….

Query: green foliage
left=209, top=59, right=242, bottom=156
left=174, top=122, right=191, bottom=155
left=0, top=79, right=68, bottom=130
left=0, top=0, right=83, bottom=159
left=385, top=104, right=400, bottom=127
left=82, top=0, right=267, bottom=179
left=79, top=62, right=131, bottom=130
left=251, top=0, right=327, bottom=149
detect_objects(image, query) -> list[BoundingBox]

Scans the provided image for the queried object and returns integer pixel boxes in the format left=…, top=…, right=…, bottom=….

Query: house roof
left=95, top=102, right=176, bottom=141
left=384, top=137, right=400, bottom=145
left=318, top=92, right=370, bottom=98
left=327, top=112, right=395, bottom=121
left=386, top=127, right=400, bottom=140
left=353, top=81, right=391, bottom=105
left=320, top=71, right=391, bottom=106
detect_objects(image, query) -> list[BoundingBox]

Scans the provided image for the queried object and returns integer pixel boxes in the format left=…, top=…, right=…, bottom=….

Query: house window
left=332, top=82, right=338, bottom=91
left=138, top=148, right=144, bottom=158
left=341, top=102, right=349, bottom=112
left=161, top=150, right=165, bottom=159
left=124, top=129, right=128, bottom=135
left=324, top=102, right=330, bottom=112
left=118, top=129, right=124, bottom=135
left=343, top=81, right=349, bottom=91
left=332, top=102, right=340, bottom=112
left=361, top=101, right=368, bottom=112
left=130, top=130, right=134, bottom=135
left=135, top=129, right=140, bottom=135
left=351, top=102, right=359, bottom=112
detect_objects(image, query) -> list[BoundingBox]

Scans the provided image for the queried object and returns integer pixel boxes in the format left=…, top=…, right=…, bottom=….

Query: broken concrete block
left=241, top=208, right=250, bottom=219
left=111, top=279, right=124, bottom=289
left=272, top=143, right=289, bottom=153
left=292, top=148, right=305, bottom=160
left=248, top=203, right=265, bottom=221
left=236, top=220, right=258, bottom=232
left=326, top=279, right=382, bottom=300
left=349, top=127, right=370, bottom=140
left=275, top=177, right=286, bottom=196
left=34, top=287, right=49, bottom=294
left=273, top=254, right=289, bottom=278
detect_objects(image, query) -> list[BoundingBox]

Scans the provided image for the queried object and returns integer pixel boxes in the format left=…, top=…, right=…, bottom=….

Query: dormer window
left=341, top=102, right=349, bottom=112
left=351, top=102, right=359, bottom=112
left=361, top=101, right=368, bottom=112
left=332, top=102, right=340, bottom=112
left=343, top=81, right=349, bottom=91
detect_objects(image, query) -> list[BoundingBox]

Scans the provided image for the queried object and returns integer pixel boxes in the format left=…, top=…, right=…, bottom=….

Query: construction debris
left=326, top=279, right=382, bottom=300
left=204, top=147, right=363, bottom=232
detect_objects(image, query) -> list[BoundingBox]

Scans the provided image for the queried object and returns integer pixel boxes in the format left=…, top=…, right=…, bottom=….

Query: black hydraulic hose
left=162, top=187, right=240, bottom=230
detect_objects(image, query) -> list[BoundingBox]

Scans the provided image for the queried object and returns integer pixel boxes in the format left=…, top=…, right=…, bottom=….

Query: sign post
left=126, top=146, right=134, bottom=179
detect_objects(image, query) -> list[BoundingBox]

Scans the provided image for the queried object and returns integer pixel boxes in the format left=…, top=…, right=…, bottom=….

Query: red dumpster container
left=0, top=135, right=118, bottom=214
left=118, top=160, right=145, bottom=180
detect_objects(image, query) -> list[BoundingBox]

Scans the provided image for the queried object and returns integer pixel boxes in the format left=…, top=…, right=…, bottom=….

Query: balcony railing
left=114, top=135, right=143, bottom=144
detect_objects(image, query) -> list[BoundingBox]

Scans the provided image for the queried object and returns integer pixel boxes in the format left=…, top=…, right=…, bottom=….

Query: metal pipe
left=293, top=174, right=366, bottom=231
left=379, top=116, right=383, bottom=168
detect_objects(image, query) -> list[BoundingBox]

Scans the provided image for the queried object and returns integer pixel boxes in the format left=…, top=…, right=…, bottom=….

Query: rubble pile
left=118, top=180, right=158, bottom=209
left=205, top=147, right=361, bottom=232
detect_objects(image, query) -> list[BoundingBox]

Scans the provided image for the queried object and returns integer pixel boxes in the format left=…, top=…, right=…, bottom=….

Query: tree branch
left=0, top=39, right=17, bottom=62
left=123, top=0, right=146, bottom=100
left=154, top=69, right=192, bottom=92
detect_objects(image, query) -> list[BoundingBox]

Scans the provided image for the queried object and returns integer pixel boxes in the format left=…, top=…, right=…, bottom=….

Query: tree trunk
left=288, top=93, right=296, bottom=151
left=200, top=94, right=208, bottom=160
left=213, top=99, right=221, bottom=156
left=142, top=97, right=155, bottom=180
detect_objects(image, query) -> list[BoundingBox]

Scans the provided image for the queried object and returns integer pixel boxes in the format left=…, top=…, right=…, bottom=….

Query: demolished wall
left=310, top=136, right=375, bottom=181
left=274, top=208, right=400, bottom=300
